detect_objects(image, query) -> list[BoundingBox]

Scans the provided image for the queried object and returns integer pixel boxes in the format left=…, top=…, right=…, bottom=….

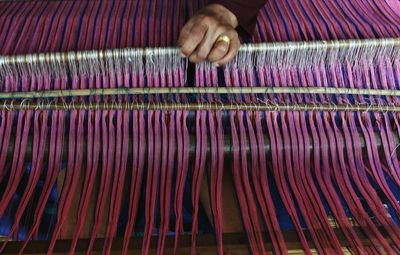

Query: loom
left=0, top=0, right=400, bottom=254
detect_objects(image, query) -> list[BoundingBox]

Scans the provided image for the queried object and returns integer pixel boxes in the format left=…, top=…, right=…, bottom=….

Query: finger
left=177, top=21, right=194, bottom=47
left=214, top=34, right=240, bottom=66
left=190, top=25, right=232, bottom=63
left=207, top=39, right=230, bottom=63
left=180, top=23, right=208, bottom=58
left=188, top=28, right=217, bottom=63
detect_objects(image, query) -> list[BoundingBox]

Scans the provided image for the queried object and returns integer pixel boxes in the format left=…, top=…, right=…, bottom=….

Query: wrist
left=201, top=4, right=239, bottom=28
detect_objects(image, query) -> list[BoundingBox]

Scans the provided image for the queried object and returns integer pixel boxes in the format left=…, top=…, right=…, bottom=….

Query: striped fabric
left=0, top=0, right=398, bottom=55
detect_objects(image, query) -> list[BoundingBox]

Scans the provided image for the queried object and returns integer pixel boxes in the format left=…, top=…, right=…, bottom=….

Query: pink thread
left=121, top=111, right=146, bottom=255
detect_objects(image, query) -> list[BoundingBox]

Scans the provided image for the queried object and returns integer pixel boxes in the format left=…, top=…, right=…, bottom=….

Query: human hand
left=178, top=4, right=240, bottom=66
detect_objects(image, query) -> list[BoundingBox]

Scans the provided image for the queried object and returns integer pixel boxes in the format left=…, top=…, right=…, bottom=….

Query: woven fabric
left=0, top=0, right=398, bottom=55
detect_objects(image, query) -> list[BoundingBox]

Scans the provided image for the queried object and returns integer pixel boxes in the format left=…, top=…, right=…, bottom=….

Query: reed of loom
left=1, top=37, right=400, bottom=255
left=1, top=37, right=400, bottom=110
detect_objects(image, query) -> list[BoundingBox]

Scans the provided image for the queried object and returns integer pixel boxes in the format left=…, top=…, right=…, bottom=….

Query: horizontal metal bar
left=0, top=101, right=399, bottom=112
left=1, top=86, right=400, bottom=99
left=0, top=38, right=398, bottom=65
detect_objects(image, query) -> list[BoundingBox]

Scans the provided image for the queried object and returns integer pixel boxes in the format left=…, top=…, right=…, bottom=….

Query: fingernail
left=180, top=52, right=186, bottom=58
left=213, top=63, right=220, bottom=67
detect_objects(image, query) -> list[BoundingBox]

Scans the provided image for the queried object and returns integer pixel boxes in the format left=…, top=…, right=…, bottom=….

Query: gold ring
left=216, top=34, right=231, bottom=45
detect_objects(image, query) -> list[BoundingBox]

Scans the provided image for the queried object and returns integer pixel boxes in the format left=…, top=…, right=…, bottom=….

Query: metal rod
left=0, top=101, right=399, bottom=112
left=0, top=38, right=398, bottom=65
left=1, top=86, right=400, bottom=99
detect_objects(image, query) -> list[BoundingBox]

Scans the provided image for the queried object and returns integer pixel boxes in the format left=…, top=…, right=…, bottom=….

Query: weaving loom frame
left=0, top=0, right=400, bottom=251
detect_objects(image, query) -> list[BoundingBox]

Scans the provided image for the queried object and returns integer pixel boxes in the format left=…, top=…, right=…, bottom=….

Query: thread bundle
left=0, top=0, right=400, bottom=254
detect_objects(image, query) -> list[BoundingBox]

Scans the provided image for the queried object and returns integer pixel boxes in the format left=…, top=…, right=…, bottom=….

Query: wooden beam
left=1, top=228, right=386, bottom=254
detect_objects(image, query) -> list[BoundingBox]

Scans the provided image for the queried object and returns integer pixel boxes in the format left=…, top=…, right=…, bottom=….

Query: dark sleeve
left=209, top=0, right=267, bottom=35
